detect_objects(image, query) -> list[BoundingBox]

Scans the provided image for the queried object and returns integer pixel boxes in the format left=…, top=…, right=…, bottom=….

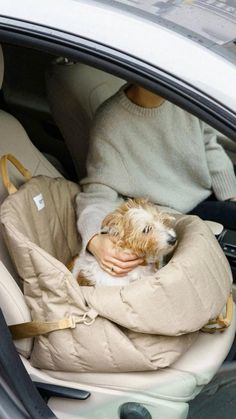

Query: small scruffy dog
left=72, top=198, right=177, bottom=286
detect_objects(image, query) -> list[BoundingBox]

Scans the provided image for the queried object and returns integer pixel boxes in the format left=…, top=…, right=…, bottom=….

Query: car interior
left=1, top=42, right=236, bottom=419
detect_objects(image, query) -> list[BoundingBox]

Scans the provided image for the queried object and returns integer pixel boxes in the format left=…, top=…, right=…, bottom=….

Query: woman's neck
left=126, top=85, right=165, bottom=108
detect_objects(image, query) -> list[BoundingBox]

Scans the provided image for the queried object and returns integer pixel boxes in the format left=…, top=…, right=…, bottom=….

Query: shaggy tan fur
left=71, top=198, right=176, bottom=286
left=101, top=198, right=175, bottom=260
left=67, top=256, right=95, bottom=286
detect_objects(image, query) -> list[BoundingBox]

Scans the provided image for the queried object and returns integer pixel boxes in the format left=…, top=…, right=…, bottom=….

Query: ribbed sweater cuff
left=81, top=228, right=100, bottom=251
left=78, top=217, right=101, bottom=253
left=211, top=170, right=236, bottom=201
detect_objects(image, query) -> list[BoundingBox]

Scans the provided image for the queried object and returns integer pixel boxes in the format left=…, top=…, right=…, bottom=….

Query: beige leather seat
left=0, top=47, right=235, bottom=419
left=46, top=59, right=125, bottom=179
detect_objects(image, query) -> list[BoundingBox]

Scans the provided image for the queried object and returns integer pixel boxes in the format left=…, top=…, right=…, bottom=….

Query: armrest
left=205, top=220, right=224, bottom=236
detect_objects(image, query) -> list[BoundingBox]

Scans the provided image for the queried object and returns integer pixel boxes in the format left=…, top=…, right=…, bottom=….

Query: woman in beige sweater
left=76, top=84, right=236, bottom=277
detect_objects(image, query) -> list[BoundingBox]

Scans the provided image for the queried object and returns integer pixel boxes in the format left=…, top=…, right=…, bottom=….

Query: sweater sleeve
left=76, top=122, right=129, bottom=251
left=203, top=123, right=236, bottom=200
left=76, top=184, right=123, bottom=252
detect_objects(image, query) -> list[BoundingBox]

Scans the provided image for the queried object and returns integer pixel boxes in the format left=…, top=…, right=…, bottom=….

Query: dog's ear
left=127, top=197, right=149, bottom=208
left=161, top=213, right=176, bottom=227
left=101, top=210, right=123, bottom=236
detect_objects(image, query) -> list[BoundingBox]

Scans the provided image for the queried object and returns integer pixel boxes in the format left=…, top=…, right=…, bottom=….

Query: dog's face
left=101, top=198, right=177, bottom=262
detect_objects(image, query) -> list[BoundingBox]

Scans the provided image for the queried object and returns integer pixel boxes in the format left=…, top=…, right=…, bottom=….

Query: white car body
left=0, top=0, right=236, bottom=111
left=0, top=1, right=236, bottom=419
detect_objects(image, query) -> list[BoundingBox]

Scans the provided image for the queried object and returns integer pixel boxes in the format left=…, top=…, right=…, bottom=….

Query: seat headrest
left=0, top=46, right=4, bottom=89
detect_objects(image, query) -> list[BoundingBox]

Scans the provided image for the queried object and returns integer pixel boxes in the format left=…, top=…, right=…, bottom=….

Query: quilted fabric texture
left=0, top=176, right=232, bottom=372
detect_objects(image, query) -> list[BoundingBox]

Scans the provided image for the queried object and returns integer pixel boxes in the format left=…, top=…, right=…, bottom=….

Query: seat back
left=46, top=60, right=125, bottom=179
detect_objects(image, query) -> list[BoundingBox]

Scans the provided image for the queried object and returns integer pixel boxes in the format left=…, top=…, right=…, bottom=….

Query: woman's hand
left=87, top=234, right=144, bottom=277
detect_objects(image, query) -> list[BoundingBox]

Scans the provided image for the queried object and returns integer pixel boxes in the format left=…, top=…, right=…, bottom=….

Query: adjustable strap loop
left=201, top=293, right=233, bottom=333
left=0, top=154, right=32, bottom=195
left=9, top=309, right=98, bottom=340
left=82, top=308, right=98, bottom=325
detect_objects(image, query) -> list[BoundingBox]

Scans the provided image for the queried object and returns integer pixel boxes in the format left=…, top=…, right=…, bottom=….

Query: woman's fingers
left=112, top=246, right=139, bottom=261
left=100, top=262, right=134, bottom=277
left=104, top=244, right=144, bottom=276
left=88, top=234, right=144, bottom=277
left=101, top=256, right=143, bottom=277
left=107, top=255, right=143, bottom=270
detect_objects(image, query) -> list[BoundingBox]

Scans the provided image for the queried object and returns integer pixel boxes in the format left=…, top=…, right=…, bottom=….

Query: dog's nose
left=167, top=235, right=177, bottom=245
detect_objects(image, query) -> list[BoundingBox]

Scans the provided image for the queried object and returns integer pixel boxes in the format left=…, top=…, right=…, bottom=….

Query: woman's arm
left=76, top=182, right=123, bottom=252
left=76, top=114, right=143, bottom=275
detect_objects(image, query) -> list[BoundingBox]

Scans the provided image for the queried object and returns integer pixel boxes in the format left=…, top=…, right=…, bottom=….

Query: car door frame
left=0, top=16, right=235, bottom=144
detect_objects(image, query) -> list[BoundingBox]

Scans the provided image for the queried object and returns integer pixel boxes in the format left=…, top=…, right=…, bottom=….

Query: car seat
left=0, top=46, right=236, bottom=419
left=46, top=58, right=125, bottom=180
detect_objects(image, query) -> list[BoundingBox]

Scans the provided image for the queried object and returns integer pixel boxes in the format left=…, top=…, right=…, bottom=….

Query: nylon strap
left=9, top=309, right=98, bottom=340
left=0, top=154, right=32, bottom=195
left=201, top=293, right=233, bottom=333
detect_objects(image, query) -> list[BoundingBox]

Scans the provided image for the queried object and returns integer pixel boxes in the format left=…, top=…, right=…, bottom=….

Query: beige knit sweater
left=76, top=86, right=236, bottom=249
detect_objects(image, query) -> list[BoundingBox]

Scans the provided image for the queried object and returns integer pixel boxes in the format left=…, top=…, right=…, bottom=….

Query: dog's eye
left=142, top=225, right=152, bottom=234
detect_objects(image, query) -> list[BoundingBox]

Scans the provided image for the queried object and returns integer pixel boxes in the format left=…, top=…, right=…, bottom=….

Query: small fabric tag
left=33, top=193, right=45, bottom=211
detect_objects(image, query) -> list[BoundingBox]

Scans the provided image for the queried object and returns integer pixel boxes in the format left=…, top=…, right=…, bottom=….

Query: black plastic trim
left=0, top=18, right=235, bottom=142
left=119, top=402, right=152, bottom=419
left=34, top=382, right=90, bottom=403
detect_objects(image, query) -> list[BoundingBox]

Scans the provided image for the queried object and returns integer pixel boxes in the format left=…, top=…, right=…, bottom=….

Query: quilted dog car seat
left=0, top=154, right=233, bottom=376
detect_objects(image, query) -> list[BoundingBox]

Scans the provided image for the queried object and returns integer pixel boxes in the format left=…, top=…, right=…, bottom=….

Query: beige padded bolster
left=9, top=309, right=98, bottom=340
